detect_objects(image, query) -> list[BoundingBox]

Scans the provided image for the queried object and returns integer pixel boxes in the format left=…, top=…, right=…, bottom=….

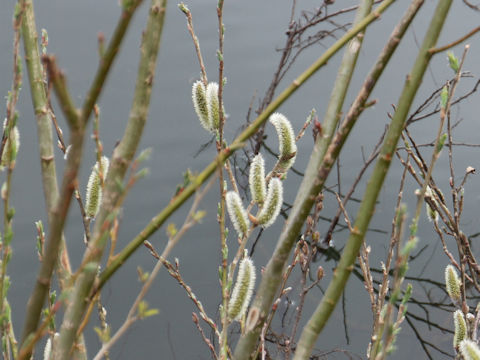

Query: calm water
left=0, top=1, right=479, bottom=358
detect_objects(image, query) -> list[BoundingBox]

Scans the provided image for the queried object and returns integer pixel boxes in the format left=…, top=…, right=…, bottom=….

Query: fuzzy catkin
left=269, top=113, right=296, bottom=173
left=226, top=191, right=250, bottom=237
left=206, top=82, right=220, bottom=131
left=43, top=333, right=59, bottom=360
left=460, top=340, right=480, bottom=360
left=85, top=156, right=110, bottom=219
left=43, top=338, right=52, bottom=360
left=453, top=309, right=467, bottom=350
left=445, top=265, right=461, bottom=305
left=257, top=177, right=283, bottom=228
left=228, top=257, right=256, bottom=321
left=249, top=154, right=266, bottom=204
left=192, top=81, right=211, bottom=132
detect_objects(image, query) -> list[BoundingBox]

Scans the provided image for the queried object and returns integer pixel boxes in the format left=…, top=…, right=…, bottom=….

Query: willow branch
left=19, top=1, right=143, bottom=358
left=313, top=0, right=374, bottom=169
left=19, top=1, right=86, bottom=358
left=80, top=0, right=144, bottom=123
left=293, top=0, right=453, bottom=358
left=54, top=1, right=168, bottom=358
left=232, top=0, right=424, bottom=357
left=20, top=102, right=84, bottom=360
left=96, top=0, right=397, bottom=293
left=429, top=26, right=480, bottom=54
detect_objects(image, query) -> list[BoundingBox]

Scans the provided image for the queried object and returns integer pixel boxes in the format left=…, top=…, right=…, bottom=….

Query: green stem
left=293, top=0, right=452, bottom=358
left=42, top=56, right=80, bottom=130
left=80, top=0, right=143, bottom=124
left=19, top=1, right=143, bottom=357
left=20, top=0, right=59, bottom=216
left=20, top=9, right=86, bottom=360
left=315, top=0, right=374, bottom=166
left=20, top=125, right=84, bottom=360
left=96, top=0, right=396, bottom=293
left=215, top=1, right=230, bottom=359
left=55, top=1, right=168, bottom=358
left=0, top=5, right=23, bottom=357
left=19, top=0, right=85, bottom=358
left=233, top=0, right=384, bottom=355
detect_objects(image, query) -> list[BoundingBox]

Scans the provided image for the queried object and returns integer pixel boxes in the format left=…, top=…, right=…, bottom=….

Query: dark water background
left=0, top=0, right=480, bottom=358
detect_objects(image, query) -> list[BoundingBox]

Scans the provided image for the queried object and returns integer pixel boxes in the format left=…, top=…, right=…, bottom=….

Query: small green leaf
left=143, top=308, right=159, bottom=318
left=436, top=133, right=447, bottom=153
left=50, top=291, right=56, bottom=305
left=440, top=85, right=449, bottom=109
left=447, top=51, right=459, bottom=73
left=401, top=284, right=413, bottom=305
left=222, top=244, right=228, bottom=260
left=7, top=208, right=15, bottom=221
left=135, top=168, right=150, bottom=180
left=306, top=108, right=316, bottom=125
left=94, top=326, right=111, bottom=343
left=178, top=2, right=189, bottom=15
left=166, top=223, right=177, bottom=238
left=137, top=266, right=149, bottom=283
left=137, top=301, right=157, bottom=319
left=136, top=148, right=152, bottom=163
left=192, top=210, right=206, bottom=222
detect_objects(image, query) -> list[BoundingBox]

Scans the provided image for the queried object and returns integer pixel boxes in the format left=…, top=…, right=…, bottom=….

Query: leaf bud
left=0, top=122, right=20, bottom=170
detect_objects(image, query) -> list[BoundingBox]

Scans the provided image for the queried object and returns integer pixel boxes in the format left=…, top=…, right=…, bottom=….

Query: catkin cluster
left=445, top=264, right=480, bottom=359
left=192, top=81, right=220, bottom=133
left=225, top=113, right=297, bottom=239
